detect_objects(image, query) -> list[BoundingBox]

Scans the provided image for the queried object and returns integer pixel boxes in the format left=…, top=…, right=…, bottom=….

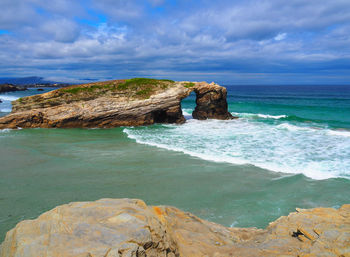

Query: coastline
left=0, top=83, right=349, bottom=255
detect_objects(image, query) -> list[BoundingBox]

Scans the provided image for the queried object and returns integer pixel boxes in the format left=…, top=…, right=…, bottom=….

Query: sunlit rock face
left=1, top=198, right=349, bottom=257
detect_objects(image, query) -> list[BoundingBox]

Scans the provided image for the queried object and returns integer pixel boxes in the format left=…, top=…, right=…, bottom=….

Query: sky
left=0, top=0, right=350, bottom=85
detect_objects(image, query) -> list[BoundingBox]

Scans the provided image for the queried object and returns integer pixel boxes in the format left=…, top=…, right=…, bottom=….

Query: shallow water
left=0, top=85, right=349, bottom=241
left=1, top=128, right=349, bottom=241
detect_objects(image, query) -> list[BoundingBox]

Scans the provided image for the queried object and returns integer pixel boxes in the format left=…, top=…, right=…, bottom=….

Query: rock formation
left=192, top=82, right=233, bottom=120
left=0, top=84, right=26, bottom=93
left=0, top=78, right=233, bottom=129
left=1, top=199, right=349, bottom=257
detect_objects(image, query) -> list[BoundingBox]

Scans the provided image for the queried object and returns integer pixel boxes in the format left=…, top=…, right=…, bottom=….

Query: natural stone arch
left=151, top=81, right=233, bottom=124
left=0, top=80, right=233, bottom=129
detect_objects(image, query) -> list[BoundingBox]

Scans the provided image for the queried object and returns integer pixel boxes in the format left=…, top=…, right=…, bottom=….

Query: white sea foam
left=327, top=129, right=350, bottom=137
left=124, top=118, right=350, bottom=180
left=0, top=108, right=11, bottom=112
left=231, top=112, right=287, bottom=120
left=182, top=108, right=193, bottom=116
left=277, top=123, right=350, bottom=138
left=257, top=114, right=287, bottom=119
left=230, top=221, right=239, bottom=228
left=276, top=123, right=311, bottom=132
left=0, top=95, right=19, bottom=101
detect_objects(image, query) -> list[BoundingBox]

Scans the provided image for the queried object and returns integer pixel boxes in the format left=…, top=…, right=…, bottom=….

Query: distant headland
left=0, top=76, right=70, bottom=87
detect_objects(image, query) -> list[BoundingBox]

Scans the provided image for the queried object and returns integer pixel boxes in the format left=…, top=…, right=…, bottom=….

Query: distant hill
left=0, top=76, right=62, bottom=86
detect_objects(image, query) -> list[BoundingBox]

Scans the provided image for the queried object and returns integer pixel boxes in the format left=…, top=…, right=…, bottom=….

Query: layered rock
left=1, top=198, right=349, bottom=257
left=0, top=84, right=26, bottom=93
left=0, top=79, right=233, bottom=129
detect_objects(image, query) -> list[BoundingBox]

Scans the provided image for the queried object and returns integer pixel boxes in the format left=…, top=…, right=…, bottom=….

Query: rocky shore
left=0, top=78, right=233, bottom=129
left=0, top=198, right=349, bottom=257
left=0, top=84, right=26, bottom=93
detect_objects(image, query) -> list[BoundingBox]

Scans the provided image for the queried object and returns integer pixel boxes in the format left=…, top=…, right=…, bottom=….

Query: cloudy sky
left=1, top=0, right=350, bottom=84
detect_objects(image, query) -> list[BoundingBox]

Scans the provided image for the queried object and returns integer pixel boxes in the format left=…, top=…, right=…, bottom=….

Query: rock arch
left=0, top=80, right=233, bottom=129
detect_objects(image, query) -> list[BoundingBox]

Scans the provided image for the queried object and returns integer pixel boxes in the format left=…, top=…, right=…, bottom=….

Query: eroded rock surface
left=1, top=199, right=349, bottom=257
left=0, top=79, right=232, bottom=129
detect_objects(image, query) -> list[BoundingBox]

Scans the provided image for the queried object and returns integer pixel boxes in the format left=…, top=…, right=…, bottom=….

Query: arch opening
left=181, top=91, right=196, bottom=119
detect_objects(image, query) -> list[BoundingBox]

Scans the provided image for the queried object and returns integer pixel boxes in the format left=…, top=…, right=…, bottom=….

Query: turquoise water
left=0, top=86, right=350, bottom=241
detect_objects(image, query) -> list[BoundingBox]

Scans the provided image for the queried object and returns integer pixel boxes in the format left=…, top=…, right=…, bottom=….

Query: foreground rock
left=0, top=79, right=232, bottom=129
left=0, top=84, right=26, bottom=93
left=1, top=199, right=349, bottom=257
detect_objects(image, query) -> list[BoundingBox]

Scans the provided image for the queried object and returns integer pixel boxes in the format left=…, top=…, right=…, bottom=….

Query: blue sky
left=0, top=0, right=350, bottom=84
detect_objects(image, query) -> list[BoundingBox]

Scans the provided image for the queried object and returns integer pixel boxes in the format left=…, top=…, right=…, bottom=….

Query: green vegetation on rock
left=13, top=78, right=177, bottom=112
left=184, top=82, right=195, bottom=88
left=117, top=78, right=175, bottom=99
left=58, top=78, right=175, bottom=99
left=60, top=84, right=115, bottom=94
left=135, top=88, right=153, bottom=97
left=117, top=78, right=174, bottom=90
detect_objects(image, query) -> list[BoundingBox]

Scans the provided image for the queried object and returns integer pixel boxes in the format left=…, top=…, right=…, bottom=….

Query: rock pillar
left=192, top=82, right=233, bottom=120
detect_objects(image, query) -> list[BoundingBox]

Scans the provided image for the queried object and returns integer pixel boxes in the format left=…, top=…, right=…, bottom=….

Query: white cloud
left=40, top=19, right=80, bottom=43
left=0, top=0, right=350, bottom=84
left=274, top=33, right=287, bottom=41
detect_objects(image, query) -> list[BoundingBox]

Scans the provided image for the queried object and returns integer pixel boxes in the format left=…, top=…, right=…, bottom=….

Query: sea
left=0, top=85, right=349, bottom=241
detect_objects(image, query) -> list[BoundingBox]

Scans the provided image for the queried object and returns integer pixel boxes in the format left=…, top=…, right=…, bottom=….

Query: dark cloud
left=0, top=0, right=349, bottom=84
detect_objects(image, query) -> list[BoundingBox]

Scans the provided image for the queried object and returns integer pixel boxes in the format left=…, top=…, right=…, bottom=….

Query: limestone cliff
left=0, top=78, right=232, bottom=129
left=1, top=199, right=349, bottom=257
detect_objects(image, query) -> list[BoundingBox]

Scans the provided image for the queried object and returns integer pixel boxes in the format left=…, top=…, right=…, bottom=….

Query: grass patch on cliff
left=117, top=78, right=175, bottom=99
left=135, top=88, right=153, bottom=98
left=184, top=82, right=195, bottom=88
left=55, top=78, right=175, bottom=100
left=117, top=78, right=174, bottom=90
left=60, top=84, right=114, bottom=94
left=60, top=78, right=174, bottom=97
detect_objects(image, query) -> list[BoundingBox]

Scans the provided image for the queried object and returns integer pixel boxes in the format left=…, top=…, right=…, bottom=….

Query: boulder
left=1, top=198, right=349, bottom=257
